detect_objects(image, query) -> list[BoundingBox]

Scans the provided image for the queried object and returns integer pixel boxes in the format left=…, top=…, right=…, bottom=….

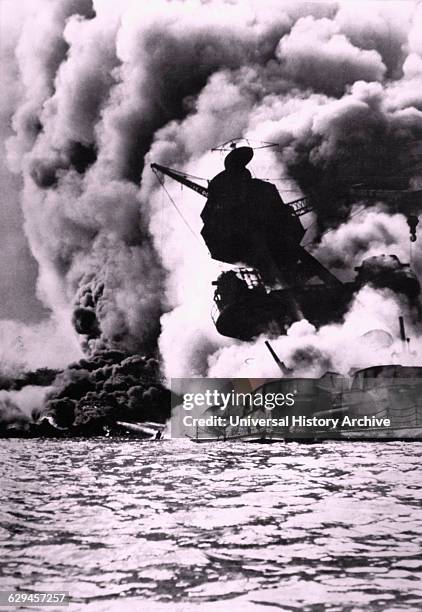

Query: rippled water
left=1, top=439, right=421, bottom=611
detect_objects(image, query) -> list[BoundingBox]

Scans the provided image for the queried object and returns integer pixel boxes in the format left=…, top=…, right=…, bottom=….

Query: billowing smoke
left=3, top=0, right=422, bottom=389
left=0, top=386, right=53, bottom=434
left=206, top=287, right=417, bottom=379
left=0, top=396, right=30, bottom=433
left=45, top=350, right=169, bottom=433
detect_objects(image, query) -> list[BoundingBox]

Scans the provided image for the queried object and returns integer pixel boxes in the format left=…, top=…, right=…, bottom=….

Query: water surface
left=1, top=439, right=421, bottom=611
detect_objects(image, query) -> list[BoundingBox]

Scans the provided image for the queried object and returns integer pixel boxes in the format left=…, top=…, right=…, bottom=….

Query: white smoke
left=207, top=286, right=415, bottom=379
left=2, top=0, right=422, bottom=380
left=0, top=386, right=52, bottom=418
left=0, top=317, right=82, bottom=375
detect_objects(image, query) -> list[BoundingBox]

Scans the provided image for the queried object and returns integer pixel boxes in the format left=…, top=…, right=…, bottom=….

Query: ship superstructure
left=152, top=144, right=421, bottom=341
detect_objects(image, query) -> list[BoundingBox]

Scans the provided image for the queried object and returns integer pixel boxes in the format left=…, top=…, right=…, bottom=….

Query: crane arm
left=151, top=163, right=208, bottom=198
left=151, top=163, right=313, bottom=217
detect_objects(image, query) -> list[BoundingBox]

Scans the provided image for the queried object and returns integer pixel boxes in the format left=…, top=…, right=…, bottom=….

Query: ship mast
left=151, top=163, right=313, bottom=217
left=151, top=162, right=342, bottom=289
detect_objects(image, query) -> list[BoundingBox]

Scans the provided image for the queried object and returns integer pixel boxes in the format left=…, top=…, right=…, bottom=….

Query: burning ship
left=152, top=141, right=422, bottom=441
left=152, top=143, right=421, bottom=340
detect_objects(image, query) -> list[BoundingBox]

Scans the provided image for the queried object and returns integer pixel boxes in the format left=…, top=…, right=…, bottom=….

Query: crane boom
left=151, top=163, right=208, bottom=197
left=151, top=162, right=312, bottom=217
left=151, top=162, right=342, bottom=288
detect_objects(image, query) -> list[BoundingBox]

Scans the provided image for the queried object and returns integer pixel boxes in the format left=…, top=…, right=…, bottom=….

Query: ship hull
left=187, top=366, right=422, bottom=442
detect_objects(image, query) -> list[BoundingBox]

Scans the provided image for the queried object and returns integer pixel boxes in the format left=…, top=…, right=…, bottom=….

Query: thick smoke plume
left=2, top=0, right=422, bottom=389
left=44, top=350, right=169, bottom=433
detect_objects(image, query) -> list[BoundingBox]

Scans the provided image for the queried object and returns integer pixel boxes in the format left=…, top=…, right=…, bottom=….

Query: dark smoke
left=45, top=350, right=170, bottom=433
left=3, top=1, right=422, bottom=386
left=0, top=368, right=57, bottom=391
left=0, top=350, right=171, bottom=436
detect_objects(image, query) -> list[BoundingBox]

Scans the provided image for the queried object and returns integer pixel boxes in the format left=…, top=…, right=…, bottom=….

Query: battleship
left=184, top=347, right=422, bottom=443
left=152, top=140, right=422, bottom=441
left=152, top=142, right=421, bottom=340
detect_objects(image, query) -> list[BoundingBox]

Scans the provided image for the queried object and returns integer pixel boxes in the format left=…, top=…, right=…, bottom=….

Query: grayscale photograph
left=0, top=0, right=421, bottom=610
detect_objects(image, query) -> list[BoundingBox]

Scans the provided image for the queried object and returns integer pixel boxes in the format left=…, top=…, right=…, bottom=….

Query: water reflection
left=0, top=440, right=421, bottom=610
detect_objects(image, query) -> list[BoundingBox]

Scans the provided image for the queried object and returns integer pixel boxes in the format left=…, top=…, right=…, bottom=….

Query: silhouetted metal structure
left=350, top=180, right=422, bottom=242
left=151, top=148, right=420, bottom=341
